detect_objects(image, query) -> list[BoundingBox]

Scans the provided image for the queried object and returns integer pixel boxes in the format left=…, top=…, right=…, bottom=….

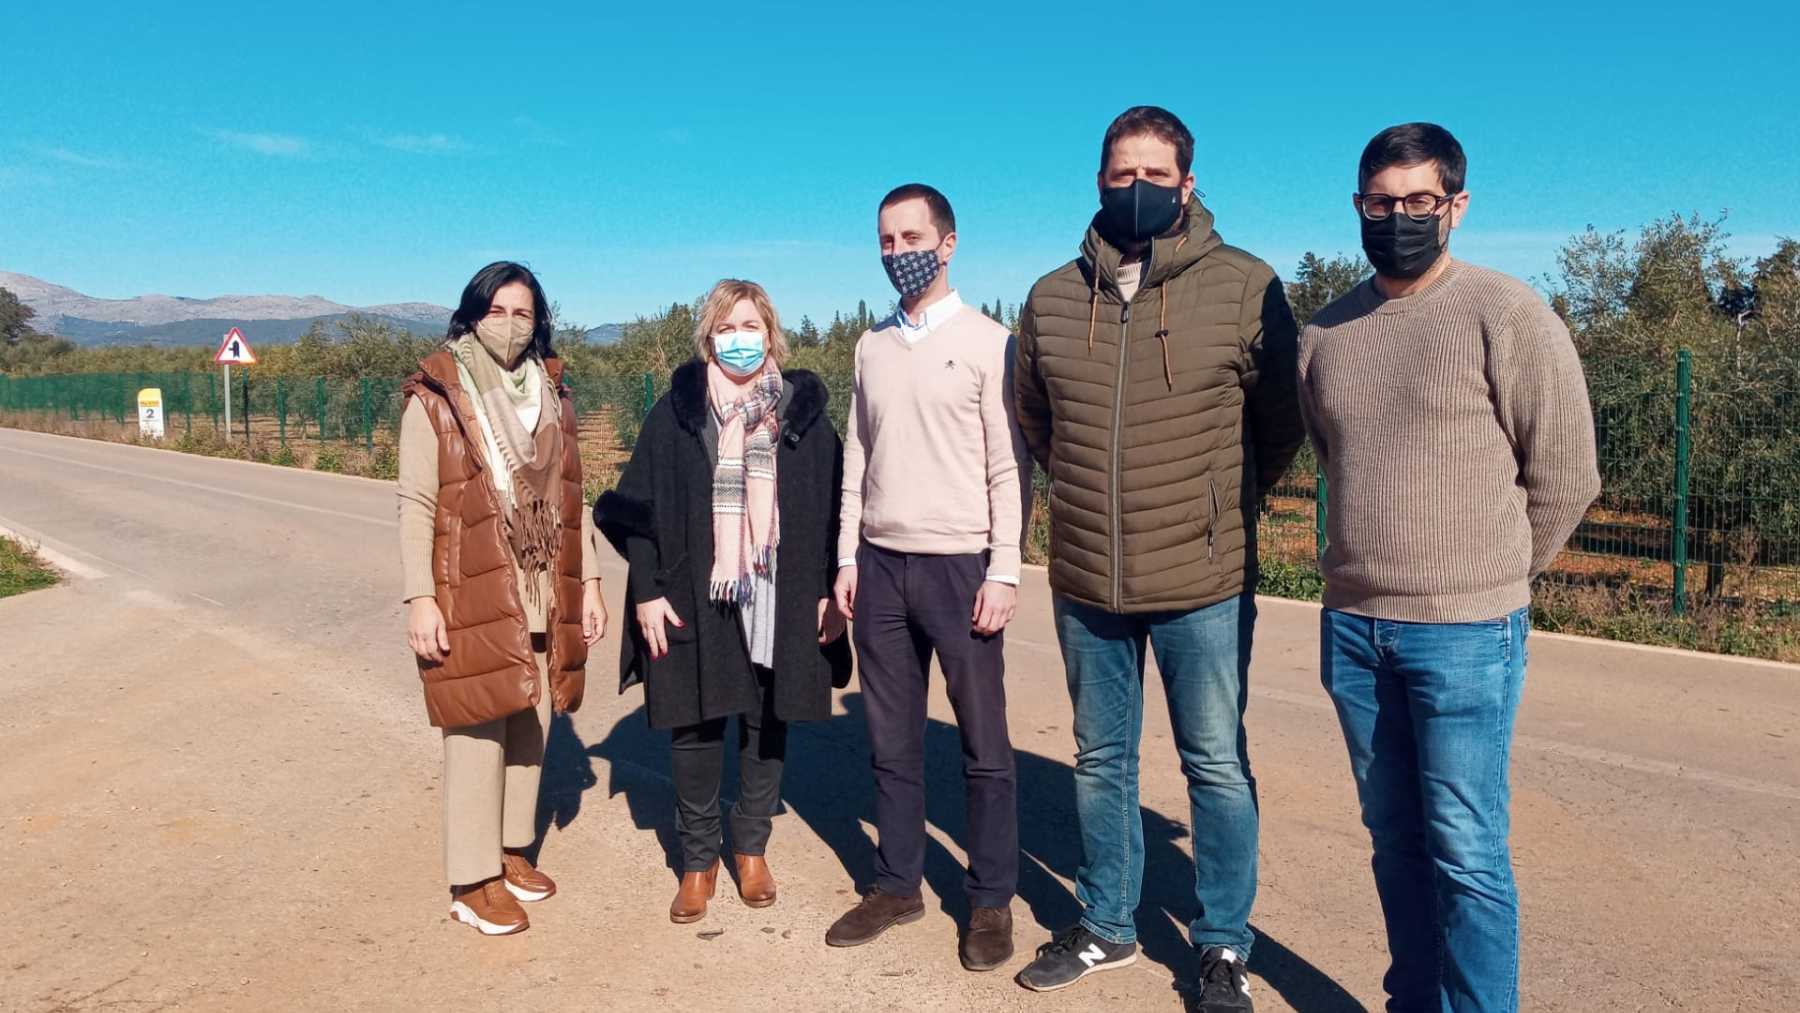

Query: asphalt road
left=2, top=426, right=1796, bottom=1012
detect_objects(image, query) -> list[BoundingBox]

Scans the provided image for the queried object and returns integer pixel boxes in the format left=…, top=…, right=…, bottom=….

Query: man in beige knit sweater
left=1298, top=123, right=1599, bottom=1013
left=825, top=183, right=1031, bottom=973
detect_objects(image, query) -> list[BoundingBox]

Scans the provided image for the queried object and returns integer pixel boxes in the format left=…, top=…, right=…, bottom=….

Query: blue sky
left=4, top=1, right=1797, bottom=331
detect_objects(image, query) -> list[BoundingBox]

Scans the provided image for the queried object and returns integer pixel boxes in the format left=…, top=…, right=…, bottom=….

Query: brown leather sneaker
left=735, top=855, right=777, bottom=908
left=960, top=905, right=1015, bottom=971
left=449, top=877, right=529, bottom=936
left=670, top=860, right=720, bottom=924
left=502, top=851, right=556, bottom=903
left=824, top=889, right=926, bottom=947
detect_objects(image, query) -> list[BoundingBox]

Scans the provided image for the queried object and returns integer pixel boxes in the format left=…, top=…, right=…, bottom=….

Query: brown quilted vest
left=402, top=350, right=587, bottom=728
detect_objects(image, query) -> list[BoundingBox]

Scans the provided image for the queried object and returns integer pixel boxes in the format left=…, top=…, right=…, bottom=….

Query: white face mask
left=475, top=316, right=534, bottom=367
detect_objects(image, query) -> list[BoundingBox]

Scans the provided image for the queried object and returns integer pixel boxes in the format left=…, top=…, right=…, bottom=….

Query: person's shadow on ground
left=536, top=692, right=1364, bottom=1012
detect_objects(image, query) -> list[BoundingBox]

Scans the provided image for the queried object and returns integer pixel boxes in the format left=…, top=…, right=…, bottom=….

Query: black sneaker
left=1015, top=924, right=1137, bottom=992
left=1185, top=946, right=1253, bottom=1012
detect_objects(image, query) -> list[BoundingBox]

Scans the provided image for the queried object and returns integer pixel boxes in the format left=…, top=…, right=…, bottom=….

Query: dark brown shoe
left=825, top=889, right=926, bottom=947
left=669, top=861, right=720, bottom=924
left=960, top=905, right=1014, bottom=971
left=735, top=854, right=777, bottom=908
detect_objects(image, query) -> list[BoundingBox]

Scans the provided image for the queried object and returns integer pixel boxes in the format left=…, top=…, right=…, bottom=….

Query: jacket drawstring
left=1151, top=234, right=1191, bottom=390
left=1085, top=276, right=1099, bottom=354
left=1154, top=285, right=1173, bottom=390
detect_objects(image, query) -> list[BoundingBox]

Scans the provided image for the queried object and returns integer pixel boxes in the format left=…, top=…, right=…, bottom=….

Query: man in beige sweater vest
left=1299, top=123, right=1599, bottom=1013
left=824, top=184, right=1031, bottom=973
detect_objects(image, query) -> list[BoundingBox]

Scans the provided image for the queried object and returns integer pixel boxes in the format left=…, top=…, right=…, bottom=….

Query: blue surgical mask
left=712, top=330, right=767, bottom=375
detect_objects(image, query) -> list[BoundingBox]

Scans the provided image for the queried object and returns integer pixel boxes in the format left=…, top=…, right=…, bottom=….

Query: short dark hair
left=878, top=183, right=956, bottom=238
left=1100, top=105, right=1194, bottom=177
left=1358, top=122, right=1466, bottom=194
left=447, top=261, right=556, bottom=359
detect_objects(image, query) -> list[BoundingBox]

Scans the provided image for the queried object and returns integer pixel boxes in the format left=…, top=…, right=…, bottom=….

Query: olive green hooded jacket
left=1015, top=198, right=1304, bottom=613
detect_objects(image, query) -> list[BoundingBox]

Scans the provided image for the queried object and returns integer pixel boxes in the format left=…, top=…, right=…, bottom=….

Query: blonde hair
left=694, top=278, right=789, bottom=368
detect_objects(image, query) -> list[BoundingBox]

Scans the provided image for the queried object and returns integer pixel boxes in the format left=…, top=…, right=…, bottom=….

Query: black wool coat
left=594, top=361, right=851, bottom=731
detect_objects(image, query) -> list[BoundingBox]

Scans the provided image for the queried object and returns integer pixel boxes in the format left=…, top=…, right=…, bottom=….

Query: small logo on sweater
left=945, top=359, right=957, bottom=370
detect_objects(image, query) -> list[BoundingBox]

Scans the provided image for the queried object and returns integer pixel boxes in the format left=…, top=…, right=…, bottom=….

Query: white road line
left=0, top=444, right=396, bottom=528
left=0, top=519, right=107, bottom=579
left=1253, top=685, right=1800, bottom=801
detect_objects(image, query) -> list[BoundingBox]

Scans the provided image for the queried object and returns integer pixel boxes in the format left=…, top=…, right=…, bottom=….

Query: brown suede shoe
left=449, top=877, right=529, bottom=936
left=670, top=861, right=720, bottom=924
left=960, top=905, right=1015, bottom=971
left=502, top=851, right=557, bottom=903
left=735, top=854, right=777, bottom=908
left=824, top=889, right=926, bottom=947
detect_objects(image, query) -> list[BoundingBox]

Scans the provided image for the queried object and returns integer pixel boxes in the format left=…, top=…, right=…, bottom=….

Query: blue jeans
left=1320, top=608, right=1529, bottom=1013
left=1052, top=593, right=1258, bottom=956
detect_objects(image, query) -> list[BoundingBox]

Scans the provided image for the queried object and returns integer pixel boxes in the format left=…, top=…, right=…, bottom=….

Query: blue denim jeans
left=1320, top=607, right=1530, bottom=1013
left=1052, top=593, right=1258, bottom=956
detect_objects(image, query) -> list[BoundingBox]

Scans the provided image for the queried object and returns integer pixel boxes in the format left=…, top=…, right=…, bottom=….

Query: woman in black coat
left=594, top=279, right=849, bottom=925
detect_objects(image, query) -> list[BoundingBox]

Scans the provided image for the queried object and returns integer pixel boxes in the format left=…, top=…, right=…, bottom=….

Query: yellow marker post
left=137, top=388, right=166, bottom=440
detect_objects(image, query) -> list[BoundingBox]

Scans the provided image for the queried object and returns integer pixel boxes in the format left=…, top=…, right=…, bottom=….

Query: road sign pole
left=222, top=364, right=232, bottom=439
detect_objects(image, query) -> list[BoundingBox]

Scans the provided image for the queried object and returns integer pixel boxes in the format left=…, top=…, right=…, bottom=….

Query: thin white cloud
left=34, top=146, right=126, bottom=170
left=511, top=115, right=568, bottom=147
left=374, top=132, right=465, bottom=154
left=200, top=128, right=310, bottom=157
left=0, top=165, right=54, bottom=188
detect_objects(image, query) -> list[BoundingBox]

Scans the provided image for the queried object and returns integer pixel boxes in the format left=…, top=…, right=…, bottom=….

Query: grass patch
left=0, top=536, right=59, bottom=599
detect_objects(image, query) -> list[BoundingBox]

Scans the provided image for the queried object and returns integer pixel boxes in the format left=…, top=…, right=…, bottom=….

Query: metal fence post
left=242, top=369, right=252, bottom=443
left=1672, top=349, right=1692, bottom=615
left=1314, top=465, right=1328, bottom=561
left=360, top=378, right=373, bottom=454
left=276, top=377, right=288, bottom=445
left=313, top=377, right=327, bottom=439
left=641, top=373, right=654, bottom=417
left=183, top=374, right=193, bottom=435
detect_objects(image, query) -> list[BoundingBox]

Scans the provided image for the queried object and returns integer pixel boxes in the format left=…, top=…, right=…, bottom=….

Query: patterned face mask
left=881, top=247, right=943, bottom=299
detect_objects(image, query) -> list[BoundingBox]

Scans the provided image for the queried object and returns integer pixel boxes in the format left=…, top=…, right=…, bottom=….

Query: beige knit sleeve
left=980, top=332, right=1027, bottom=580
left=836, top=340, right=868, bottom=567
left=396, top=398, right=439, bottom=602
left=581, top=505, right=603, bottom=583
left=1491, top=299, right=1601, bottom=576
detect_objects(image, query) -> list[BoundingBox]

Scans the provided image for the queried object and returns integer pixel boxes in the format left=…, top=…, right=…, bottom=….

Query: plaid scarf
left=707, top=360, right=782, bottom=602
left=451, top=333, right=563, bottom=606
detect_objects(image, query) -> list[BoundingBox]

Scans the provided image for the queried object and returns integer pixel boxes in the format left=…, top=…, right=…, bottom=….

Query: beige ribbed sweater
left=1297, top=259, right=1600, bottom=622
left=397, top=399, right=601, bottom=633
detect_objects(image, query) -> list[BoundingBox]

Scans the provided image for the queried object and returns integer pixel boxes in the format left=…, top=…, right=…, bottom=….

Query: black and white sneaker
left=1185, top=946, right=1253, bottom=1012
left=1015, top=924, right=1138, bottom=992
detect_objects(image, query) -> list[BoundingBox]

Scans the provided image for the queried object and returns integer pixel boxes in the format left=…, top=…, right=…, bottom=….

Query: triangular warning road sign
left=214, top=327, right=258, bottom=365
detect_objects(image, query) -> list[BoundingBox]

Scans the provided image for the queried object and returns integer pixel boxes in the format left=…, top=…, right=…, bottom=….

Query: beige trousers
left=442, top=650, right=552, bottom=886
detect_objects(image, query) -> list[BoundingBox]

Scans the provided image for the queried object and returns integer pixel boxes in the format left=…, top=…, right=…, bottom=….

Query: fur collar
left=669, top=359, right=829, bottom=440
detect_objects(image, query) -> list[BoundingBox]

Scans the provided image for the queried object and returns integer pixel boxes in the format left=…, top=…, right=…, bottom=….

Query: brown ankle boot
left=735, top=854, right=777, bottom=908
left=669, top=860, right=720, bottom=924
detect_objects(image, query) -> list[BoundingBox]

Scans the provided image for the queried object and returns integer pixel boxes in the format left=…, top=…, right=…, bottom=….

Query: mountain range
left=0, top=271, right=622, bottom=346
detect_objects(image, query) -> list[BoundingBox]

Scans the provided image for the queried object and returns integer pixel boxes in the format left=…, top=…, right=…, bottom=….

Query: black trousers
left=852, top=542, right=1018, bottom=907
left=669, top=669, right=788, bottom=871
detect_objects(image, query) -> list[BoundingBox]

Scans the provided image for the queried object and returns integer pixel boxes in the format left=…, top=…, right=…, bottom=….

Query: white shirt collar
left=896, top=289, right=964, bottom=340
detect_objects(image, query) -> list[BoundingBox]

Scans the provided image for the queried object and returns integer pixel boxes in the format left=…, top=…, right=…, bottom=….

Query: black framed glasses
left=1355, top=191, right=1455, bottom=222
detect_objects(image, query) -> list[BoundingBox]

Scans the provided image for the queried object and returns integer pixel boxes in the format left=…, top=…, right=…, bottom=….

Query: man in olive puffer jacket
left=1012, top=105, right=1304, bottom=1013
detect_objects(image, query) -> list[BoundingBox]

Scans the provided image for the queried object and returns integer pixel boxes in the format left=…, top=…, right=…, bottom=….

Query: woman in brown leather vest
left=595, top=279, right=850, bottom=924
left=397, top=262, right=608, bottom=936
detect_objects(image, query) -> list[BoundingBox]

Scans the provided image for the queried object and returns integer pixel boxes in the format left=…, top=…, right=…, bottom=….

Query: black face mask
left=1097, top=179, right=1184, bottom=247
left=1361, top=210, right=1446, bottom=280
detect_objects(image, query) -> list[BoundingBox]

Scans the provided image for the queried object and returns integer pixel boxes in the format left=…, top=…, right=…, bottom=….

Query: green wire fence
left=4, top=352, right=1797, bottom=616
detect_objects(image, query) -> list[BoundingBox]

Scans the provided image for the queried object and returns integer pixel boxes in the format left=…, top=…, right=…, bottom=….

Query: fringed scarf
left=707, top=360, right=782, bottom=602
left=451, top=331, right=563, bottom=607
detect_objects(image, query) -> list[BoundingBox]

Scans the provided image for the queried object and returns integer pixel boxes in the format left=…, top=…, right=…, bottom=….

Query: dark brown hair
left=1100, top=105, right=1194, bottom=176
